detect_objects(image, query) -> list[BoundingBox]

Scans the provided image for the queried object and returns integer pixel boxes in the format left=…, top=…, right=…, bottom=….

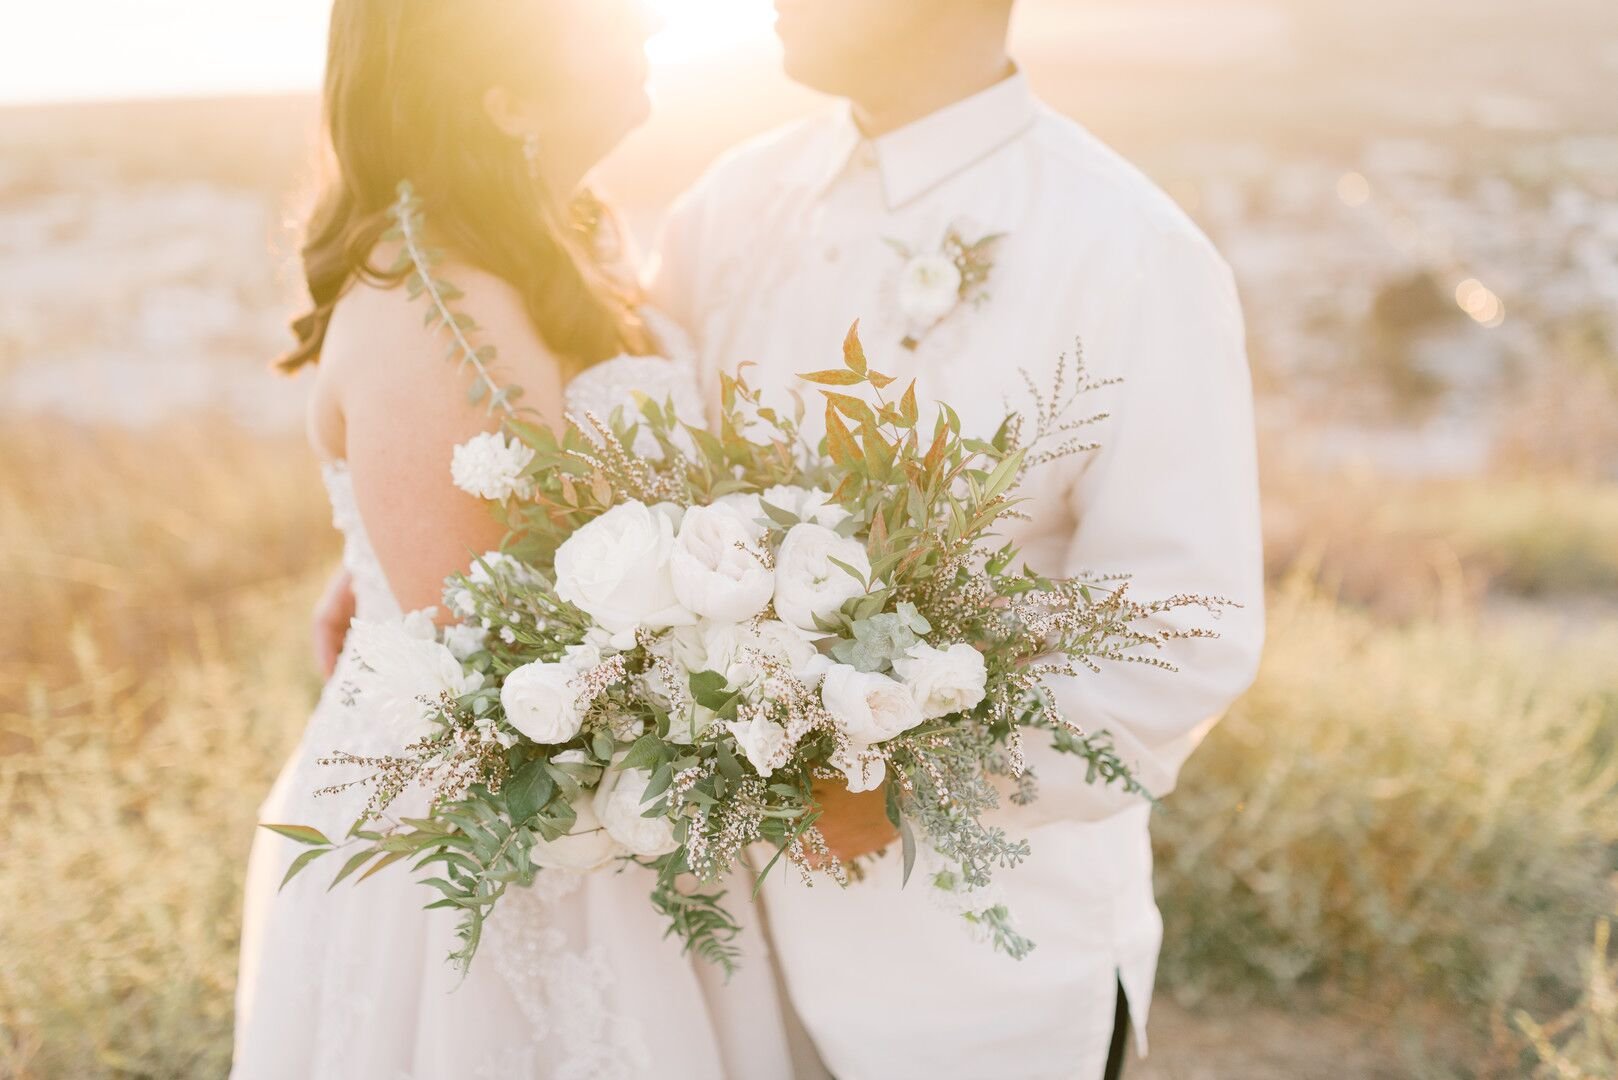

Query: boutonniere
left=887, top=224, right=1006, bottom=351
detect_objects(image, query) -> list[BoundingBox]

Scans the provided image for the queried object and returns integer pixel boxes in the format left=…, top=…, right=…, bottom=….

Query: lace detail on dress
left=485, top=873, right=655, bottom=1080
left=321, top=461, right=401, bottom=624
left=564, top=352, right=707, bottom=461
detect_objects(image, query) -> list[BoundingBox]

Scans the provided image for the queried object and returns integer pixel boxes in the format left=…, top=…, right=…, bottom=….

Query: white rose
left=529, top=793, right=621, bottom=871
left=727, top=715, right=791, bottom=778
left=831, top=745, right=888, bottom=794
left=450, top=432, right=535, bottom=501
left=348, top=618, right=483, bottom=741
left=596, top=767, right=678, bottom=858
left=553, top=501, right=695, bottom=642
left=773, top=523, right=872, bottom=633
left=442, top=624, right=488, bottom=661
left=898, top=252, right=964, bottom=326
left=500, top=662, right=585, bottom=744
left=650, top=623, right=711, bottom=674
left=893, top=642, right=989, bottom=720
left=671, top=505, right=775, bottom=623
left=820, top=664, right=925, bottom=745
left=751, top=619, right=830, bottom=687
left=696, top=620, right=813, bottom=686
left=760, top=485, right=851, bottom=529
left=710, top=492, right=770, bottom=540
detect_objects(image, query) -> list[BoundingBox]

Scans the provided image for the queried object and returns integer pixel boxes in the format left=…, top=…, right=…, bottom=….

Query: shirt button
left=856, top=144, right=878, bottom=169
left=824, top=246, right=840, bottom=263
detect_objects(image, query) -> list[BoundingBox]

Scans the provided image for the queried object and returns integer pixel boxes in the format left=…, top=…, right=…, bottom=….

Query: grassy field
left=1, top=419, right=1615, bottom=1077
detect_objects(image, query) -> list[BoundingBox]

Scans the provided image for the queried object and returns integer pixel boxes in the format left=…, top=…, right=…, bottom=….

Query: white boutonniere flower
left=889, top=224, right=1006, bottom=351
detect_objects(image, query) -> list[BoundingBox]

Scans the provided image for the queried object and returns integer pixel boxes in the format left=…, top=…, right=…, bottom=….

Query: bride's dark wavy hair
left=278, top=0, right=649, bottom=374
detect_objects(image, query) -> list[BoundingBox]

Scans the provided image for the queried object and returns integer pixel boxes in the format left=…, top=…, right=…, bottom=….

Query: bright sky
left=0, top=0, right=779, bottom=105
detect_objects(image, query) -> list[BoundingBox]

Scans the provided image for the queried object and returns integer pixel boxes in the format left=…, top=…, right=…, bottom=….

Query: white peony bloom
left=529, top=792, right=621, bottom=871
left=596, top=767, right=678, bottom=857
left=727, top=715, right=791, bottom=778
left=820, top=664, right=925, bottom=745
left=450, top=432, right=535, bottom=502
left=831, top=745, right=888, bottom=794
left=442, top=623, right=488, bottom=661
left=500, top=662, right=585, bottom=744
left=553, top=502, right=695, bottom=641
left=759, top=485, right=852, bottom=529
left=348, top=618, right=483, bottom=741
left=898, top=253, right=964, bottom=326
left=773, top=523, right=872, bottom=633
left=671, top=505, right=775, bottom=623
left=893, top=642, right=989, bottom=720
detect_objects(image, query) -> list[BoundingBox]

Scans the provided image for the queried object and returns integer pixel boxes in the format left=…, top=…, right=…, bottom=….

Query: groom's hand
left=811, top=779, right=900, bottom=865
left=312, top=568, right=357, bottom=679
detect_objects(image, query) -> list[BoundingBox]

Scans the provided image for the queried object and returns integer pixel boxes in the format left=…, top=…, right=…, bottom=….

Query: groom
left=647, top=1, right=1264, bottom=1077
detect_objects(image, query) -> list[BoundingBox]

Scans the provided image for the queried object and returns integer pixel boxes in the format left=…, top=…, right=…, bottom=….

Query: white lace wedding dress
left=233, top=351, right=790, bottom=1080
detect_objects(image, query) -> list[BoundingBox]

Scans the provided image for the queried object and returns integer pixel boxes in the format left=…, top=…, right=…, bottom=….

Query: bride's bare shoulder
left=321, top=260, right=564, bottom=416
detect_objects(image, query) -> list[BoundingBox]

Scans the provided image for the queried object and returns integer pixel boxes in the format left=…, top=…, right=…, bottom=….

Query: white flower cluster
left=354, top=486, right=989, bottom=886
left=538, top=491, right=987, bottom=792
left=451, top=432, right=535, bottom=502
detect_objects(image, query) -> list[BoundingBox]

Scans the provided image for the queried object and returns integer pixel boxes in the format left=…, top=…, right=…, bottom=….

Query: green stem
left=393, top=189, right=513, bottom=418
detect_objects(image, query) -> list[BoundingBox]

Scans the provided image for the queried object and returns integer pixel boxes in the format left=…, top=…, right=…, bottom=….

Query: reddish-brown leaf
left=800, top=368, right=866, bottom=386
left=842, top=321, right=868, bottom=376
left=825, top=406, right=860, bottom=466
left=899, top=381, right=919, bottom=426
left=821, top=391, right=875, bottom=428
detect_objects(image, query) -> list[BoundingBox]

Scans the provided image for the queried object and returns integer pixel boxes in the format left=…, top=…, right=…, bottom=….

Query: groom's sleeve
left=1015, top=226, right=1266, bottom=825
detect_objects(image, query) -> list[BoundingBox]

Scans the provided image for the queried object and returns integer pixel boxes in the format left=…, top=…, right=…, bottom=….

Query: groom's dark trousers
left=1102, top=980, right=1130, bottom=1080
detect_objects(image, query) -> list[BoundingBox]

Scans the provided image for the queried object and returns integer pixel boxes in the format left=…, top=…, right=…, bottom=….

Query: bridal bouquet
left=272, top=186, right=1225, bottom=973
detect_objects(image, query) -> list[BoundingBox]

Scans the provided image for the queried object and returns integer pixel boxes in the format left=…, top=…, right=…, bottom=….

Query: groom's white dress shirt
left=648, top=74, right=1264, bottom=1080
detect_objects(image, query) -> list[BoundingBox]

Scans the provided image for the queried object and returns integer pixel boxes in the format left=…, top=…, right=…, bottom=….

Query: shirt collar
left=809, top=71, right=1039, bottom=210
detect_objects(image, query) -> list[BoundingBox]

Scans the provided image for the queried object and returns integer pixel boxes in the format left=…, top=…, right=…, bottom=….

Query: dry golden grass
left=1, top=420, right=1615, bottom=1076
left=0, top=421, right=333, bottom=1077
left=1153, top=574, right=1618, bottom=1070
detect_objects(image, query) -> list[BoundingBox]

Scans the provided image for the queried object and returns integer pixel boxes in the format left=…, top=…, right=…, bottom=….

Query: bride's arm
left=331, top=270, right=567, bottom=616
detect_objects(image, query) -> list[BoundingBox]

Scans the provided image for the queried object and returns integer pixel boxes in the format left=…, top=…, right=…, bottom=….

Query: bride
left=233, top=2, right=791, bottom=1076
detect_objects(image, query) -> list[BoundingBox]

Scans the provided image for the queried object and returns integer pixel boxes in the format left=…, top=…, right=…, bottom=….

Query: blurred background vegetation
left=3, top=1, right=1617, bottom=1077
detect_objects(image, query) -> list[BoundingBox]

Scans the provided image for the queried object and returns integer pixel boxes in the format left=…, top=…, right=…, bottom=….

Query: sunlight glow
left=1, top=0, right=779, bottom=105
left=646, top=0, right=778, bottom=65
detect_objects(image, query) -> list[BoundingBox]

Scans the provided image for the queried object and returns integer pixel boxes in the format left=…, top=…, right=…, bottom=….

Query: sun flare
left=645, top=0, right=778, bottom=65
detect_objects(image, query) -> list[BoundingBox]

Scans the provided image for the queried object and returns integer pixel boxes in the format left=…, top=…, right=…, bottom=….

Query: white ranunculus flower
left=553, top=501, right=695, bottom=642
left=529, top=793, right=621, bottom=871
left=893, top=642, right=989, bottom=720
left=820, top=664, right=926, bottom=745
left=596, top=767, right=678, bottom=857
left=759, top=485, right=852, bottom=529
left=727, top=715, right=790, bottom=778
left=441, top=623, right=488, bottom=662
left=671, top=505, right=775, bottom=623
left=450, top=432, right=535, bottom=501
left=500, top=662, right=585, bottom=744
left=898, top=252, right=964, bottom=326
left=831, top=745, right=888, bottom=794
left=349, top=618, right=484, bottom=741
left=773, top=523, right=872, bottom=633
